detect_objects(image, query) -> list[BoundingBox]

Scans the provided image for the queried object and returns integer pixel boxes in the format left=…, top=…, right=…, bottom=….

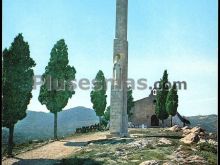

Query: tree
left=155, top=70, right=169, bottom=127
left=104, top=106, right=110, bottom=122
left=166, top=83, right=178, bottom=127
left=127, top=86, right=134, bottom=121
left=2, top=34, right=36, bottom=156
left=102, top=106, right=110, bottom=127
left=90, top=70, right=107, bottom=123
left=38, top=39, right=76, bottom=140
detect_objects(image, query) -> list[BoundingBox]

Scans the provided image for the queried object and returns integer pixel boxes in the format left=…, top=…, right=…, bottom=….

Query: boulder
left=182, top=126, right=206, bottom=137
left=180, top=132, right=200, bottom=144
left=181, top=126, right=190, bottom=130
left=158, top=138, right=172, bottom=145
left=190, top=126, right=205, bottom=133
left=182, top=129, right=191, bottom=136
left=168, top=125, right=181, bottom=132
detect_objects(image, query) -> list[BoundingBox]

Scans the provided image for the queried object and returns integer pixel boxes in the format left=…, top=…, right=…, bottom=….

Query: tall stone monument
left=110, top=0, right=128, bottom=137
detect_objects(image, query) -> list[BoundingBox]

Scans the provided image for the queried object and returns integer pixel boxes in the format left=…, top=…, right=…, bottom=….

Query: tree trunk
left=54, top=112, right=58, bottom=140
left=170, top=116, right=172, bottom=127
left=162, top=120, right=164, bottom=128
left=8, top=125, right=14, bottom=157
left=99, top=116, right=101, bottom=124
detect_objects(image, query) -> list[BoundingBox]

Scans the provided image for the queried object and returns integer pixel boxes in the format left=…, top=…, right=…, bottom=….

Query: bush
left=75, top=124, right=106, bottom=134
left=198, top=142, right=217, bottom=154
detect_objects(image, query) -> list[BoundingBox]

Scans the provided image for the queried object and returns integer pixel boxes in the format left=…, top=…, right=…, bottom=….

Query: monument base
left=106, top=132, right=129, bottom=138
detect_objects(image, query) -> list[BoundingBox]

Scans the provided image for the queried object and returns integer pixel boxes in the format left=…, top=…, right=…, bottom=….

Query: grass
left=61, top=137, right=180, bottom=165
left=197, top=142, right=217, bottom=154
left=195, top=150, right=217, bottom=165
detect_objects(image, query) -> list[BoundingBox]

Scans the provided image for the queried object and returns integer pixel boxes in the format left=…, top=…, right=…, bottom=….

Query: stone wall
left=130, top=92, right=170, bottom=127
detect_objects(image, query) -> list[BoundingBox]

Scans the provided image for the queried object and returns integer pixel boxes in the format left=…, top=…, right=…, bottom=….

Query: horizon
left=3, top=0, right=218, bottom=116
left=26, top=107, right=217, bottom=117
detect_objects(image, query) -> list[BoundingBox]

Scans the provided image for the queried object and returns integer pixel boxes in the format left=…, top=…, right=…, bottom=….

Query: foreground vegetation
left=61, top=128, right=217, bottom=165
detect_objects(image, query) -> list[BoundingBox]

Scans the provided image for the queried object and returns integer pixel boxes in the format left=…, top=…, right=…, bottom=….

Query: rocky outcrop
left=180, top=132, right=200, bottom=144
left=167, top=125, right=181, bottom=132
left=173, top=145, right=208, bottom=164
left=167, top=126, right=217, bottom=145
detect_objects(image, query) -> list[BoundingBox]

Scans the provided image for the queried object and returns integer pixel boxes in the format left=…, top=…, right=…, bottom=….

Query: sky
left=3, top=0, right=218, bottom=116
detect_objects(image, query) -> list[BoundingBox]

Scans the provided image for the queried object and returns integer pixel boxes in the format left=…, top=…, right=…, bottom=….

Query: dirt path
left=2, top=131, right=108, bottom=165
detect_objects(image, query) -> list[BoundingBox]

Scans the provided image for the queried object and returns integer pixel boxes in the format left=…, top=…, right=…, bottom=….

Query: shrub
left=198, top=142, right=217, bottom=154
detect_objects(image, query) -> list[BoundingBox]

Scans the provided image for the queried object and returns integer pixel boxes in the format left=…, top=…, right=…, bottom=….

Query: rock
left=180, top=132, right=200, bottom=144
left=208, top=132, right=217, bottom=140
left=88, top=142, right=94, bottom=146
left=181, top=126, right=190, bottom=130
left=182, top=129, right=191, bottom=136
left=199, top=131, right=205, bottom=136
left=208, top=139, right=218, bottom=146
left=139, top=160, right=160, bottom=165
left=191, top=126, right=205, bottom=133
left=175, top=145, right=186, bottom=152
left=182, top=126, right=207, bottom=137
left=158, top=138, right=172, bottom=145
left=186, top=155, right=207, bottom=164
left=131, top=160, right=140, bottom=163
left=128, top=138, right=152, bottom=148
left=168, top=125, right=181, bottom=132
left=198, top=138, right=207, bottom=144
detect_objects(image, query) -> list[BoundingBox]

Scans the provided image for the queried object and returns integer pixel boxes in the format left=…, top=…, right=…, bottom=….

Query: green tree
left=90, top=70, right=107, bottom=123
left=101, top=106, right=110, bottom=127
left=127, top=86, right=134, bottom=121
left=104, top=106, right=110, bottom=122
left=2, top=34, right=36, bottom=156
left=155, top=70, right=169, bottom=127
left=38, top=39, right=76, bottom=140
left=166, top=83, right=178, bottom=127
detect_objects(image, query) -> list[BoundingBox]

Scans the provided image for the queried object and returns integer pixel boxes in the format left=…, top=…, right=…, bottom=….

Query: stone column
left=110, top=0, right=128, bottom=137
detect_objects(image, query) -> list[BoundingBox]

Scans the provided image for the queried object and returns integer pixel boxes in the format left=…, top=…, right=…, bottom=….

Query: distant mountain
left=173, top=114, right=217, bottom=133
left=2, top=106, right=99, bottom=144
left=2, top=108, right=217, bottom=144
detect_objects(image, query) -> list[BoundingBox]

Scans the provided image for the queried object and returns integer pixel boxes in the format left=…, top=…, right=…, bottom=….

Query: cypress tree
left=38, top=39, right=76, bottom=140
left=155, top=70, right=169, bottom=127
left=3, top=34, right=36, bottom=156
left=166, top=83, right=178, bottom=126
left=127, top=86, right=134, bottom=120
left=90, top=70, right=107, bottom=123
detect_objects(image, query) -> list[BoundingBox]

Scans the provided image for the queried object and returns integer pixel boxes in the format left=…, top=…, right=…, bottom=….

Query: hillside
left=172, top=114, right=217, bottom=133
left=187, top=115, right=217, bottom=133
left=2, top=106, right=99, bottom=144
left=2, top=110, right=217, bottom=145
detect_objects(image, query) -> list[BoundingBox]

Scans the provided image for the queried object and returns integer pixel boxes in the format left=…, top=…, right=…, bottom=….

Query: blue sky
left=3, top=0, right=218, bottom=116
